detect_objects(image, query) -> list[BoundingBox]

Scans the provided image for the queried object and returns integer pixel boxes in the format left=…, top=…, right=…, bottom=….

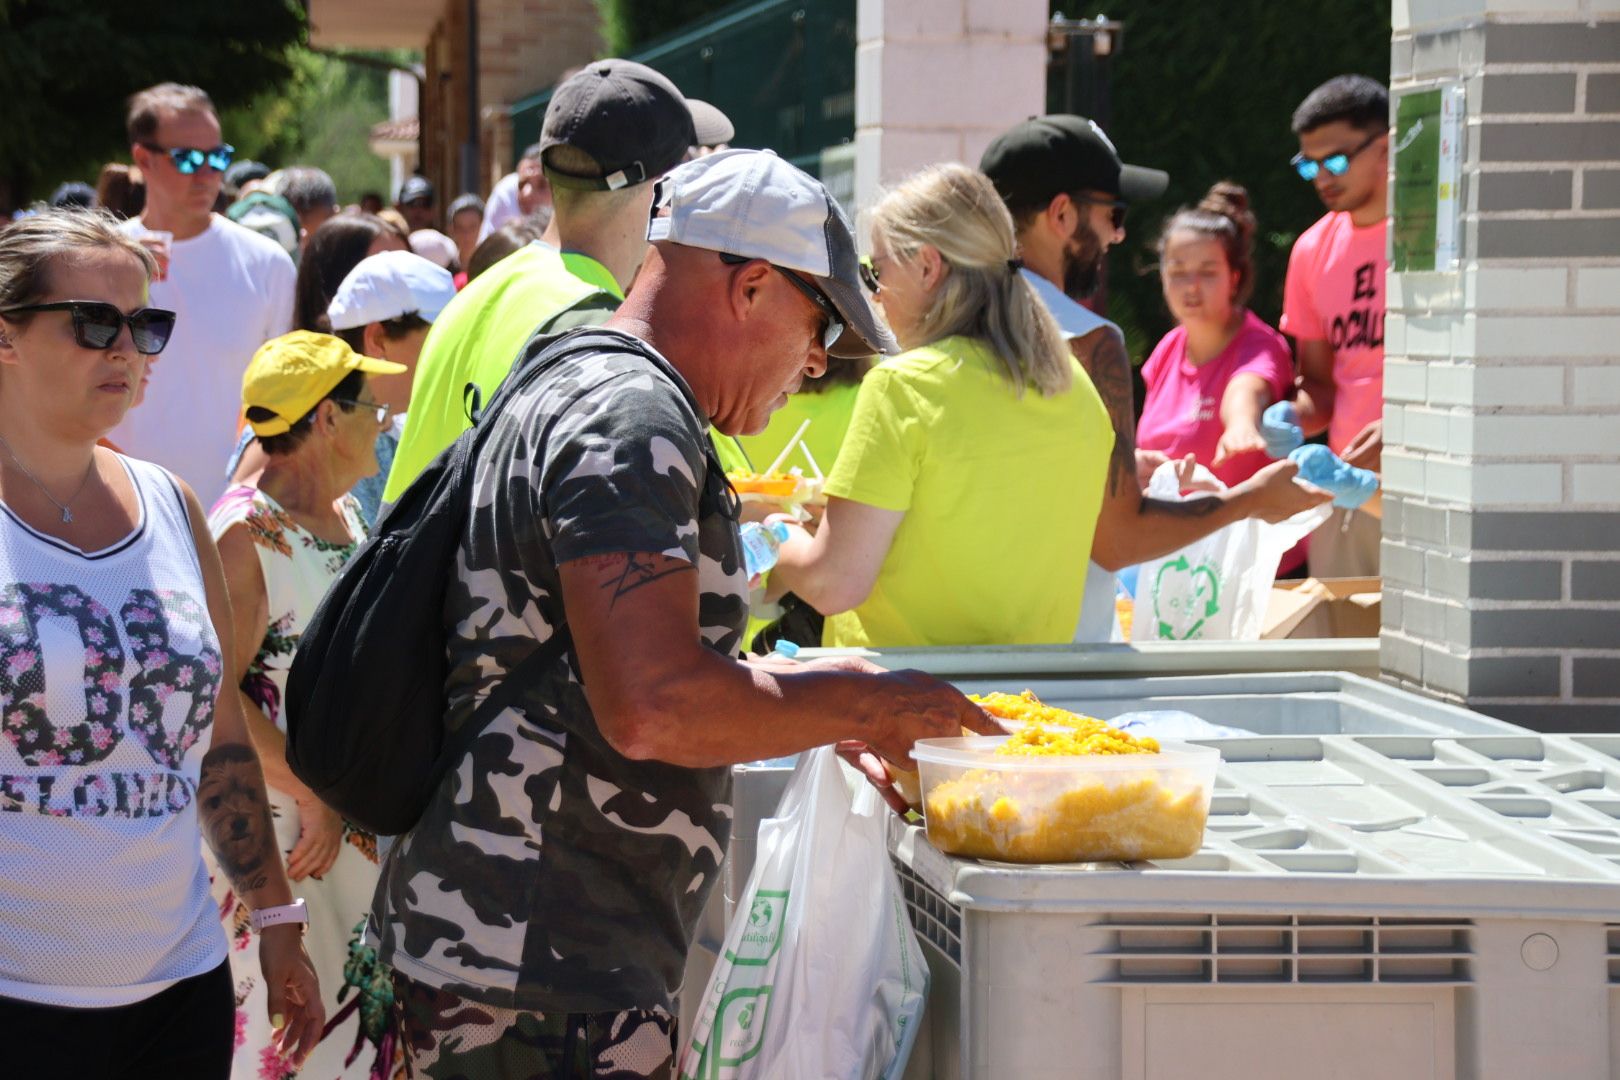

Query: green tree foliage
left=596, top=0, right=735, bottom=55
left=223, top=50, right=400, bottom=203
left=0, top=0, right=306, bottom=209
left=1052, top=1, right=1392, bottom=363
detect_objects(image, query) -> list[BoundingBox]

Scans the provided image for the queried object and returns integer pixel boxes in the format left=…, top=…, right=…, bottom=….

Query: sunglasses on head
left=719, top=253, right=843, bottom=351
left=140, top=142, right=235, bottom=176
left=858, top=256, right=882, bottom=295
left=0, top=301, right=177, bottom=354
left=1290, top=130, right=1383, bottom=182
left=1075, top=195, right=1129, bottom=231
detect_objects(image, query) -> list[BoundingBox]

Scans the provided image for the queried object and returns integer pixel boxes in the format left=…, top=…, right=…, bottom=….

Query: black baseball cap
left=541, top=59, right=696, bottom=191
left=398, top=176, right=435, bottom=206
left=980, top=114, right=1169, bottom=209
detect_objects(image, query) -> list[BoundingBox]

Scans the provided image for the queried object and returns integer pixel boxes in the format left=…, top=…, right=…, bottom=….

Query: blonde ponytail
left=870, top=164, right=1072, bottom=397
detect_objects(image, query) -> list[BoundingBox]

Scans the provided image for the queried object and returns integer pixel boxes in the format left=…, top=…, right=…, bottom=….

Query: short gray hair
left=271, top=166, right=338, bottom=214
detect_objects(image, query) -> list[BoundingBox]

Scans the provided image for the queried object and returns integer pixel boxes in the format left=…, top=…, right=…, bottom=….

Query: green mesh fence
left=509, top=0, right=857, bottom=177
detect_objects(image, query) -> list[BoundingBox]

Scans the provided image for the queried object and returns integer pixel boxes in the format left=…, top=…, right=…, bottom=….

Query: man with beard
left=982, top=115, right=1322, bottom=639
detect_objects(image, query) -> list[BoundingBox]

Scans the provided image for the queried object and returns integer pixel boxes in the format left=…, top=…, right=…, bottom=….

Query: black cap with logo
left=542, top=59, right=697, bottom=191
left=980, top=114, right=1169, bottom=210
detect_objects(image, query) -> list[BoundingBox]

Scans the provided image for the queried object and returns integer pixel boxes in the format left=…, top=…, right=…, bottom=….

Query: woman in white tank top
left=0, top=210, right=323, bottom=1079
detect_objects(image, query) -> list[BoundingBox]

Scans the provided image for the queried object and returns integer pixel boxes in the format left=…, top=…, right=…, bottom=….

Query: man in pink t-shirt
left=1280, top=75, right=1390, bottom=577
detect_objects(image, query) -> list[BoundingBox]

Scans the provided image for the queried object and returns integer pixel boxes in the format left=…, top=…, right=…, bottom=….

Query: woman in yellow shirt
left=769, top=164, right=1114, bottom=648
left=737, top=353, right=872, bottom=479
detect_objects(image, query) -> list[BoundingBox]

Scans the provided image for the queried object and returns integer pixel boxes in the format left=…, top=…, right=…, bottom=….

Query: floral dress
left=207, top=485, right=394, bottom=1080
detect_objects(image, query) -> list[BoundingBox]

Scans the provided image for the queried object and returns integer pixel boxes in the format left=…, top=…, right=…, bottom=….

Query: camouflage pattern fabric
left=394, top=972, right=676, bottom=1080
left=373, top=330, right=748, bottom=1015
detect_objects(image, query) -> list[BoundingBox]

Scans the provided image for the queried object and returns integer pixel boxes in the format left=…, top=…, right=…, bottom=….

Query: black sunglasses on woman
left=0, top=301, right=177, bottom=355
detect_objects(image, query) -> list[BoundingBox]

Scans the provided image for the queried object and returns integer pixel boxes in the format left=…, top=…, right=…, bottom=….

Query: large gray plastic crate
left=816, top=638, right=1380, bottom=680
left=946, top=670, right=1524, bottom=737
left=679, top=671, right=1525, bottom=1045
left=895, top=732, right=1620, bottom=1080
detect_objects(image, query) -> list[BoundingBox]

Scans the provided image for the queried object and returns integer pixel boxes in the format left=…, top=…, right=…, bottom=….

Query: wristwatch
left=249, top=899, right=309, bottom=934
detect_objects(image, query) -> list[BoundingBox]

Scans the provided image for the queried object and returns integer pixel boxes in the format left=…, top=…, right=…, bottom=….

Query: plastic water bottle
left=740, top=520, right=792, bottom=578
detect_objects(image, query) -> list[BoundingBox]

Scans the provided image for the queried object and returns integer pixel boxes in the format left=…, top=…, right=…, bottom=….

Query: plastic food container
left=912, top=736, right=1220, bottom=864
left=727, top=470, right=822, bottom=505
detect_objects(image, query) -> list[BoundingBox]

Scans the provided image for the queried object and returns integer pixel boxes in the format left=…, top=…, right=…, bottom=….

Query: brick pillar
left=853, top=0, right=1048, bottom=213
left=477, top=0, right=600, bottom=186
left=1383, top=4, right=1620, bottom=730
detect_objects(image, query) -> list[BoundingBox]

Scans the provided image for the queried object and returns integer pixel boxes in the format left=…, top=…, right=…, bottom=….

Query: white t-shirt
left=115, top=215, right=295, bottom=503
left=477, top=172, right=523, bottom=243
left=1022, top=269, right=1123, bottom=643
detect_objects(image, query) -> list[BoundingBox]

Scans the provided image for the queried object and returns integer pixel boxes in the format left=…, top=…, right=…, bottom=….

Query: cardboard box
left=1263, top=577, right=1381, bottom=639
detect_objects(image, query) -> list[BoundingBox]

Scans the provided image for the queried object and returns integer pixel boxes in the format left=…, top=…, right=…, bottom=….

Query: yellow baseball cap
left=242, top=330, right=406, bottom=437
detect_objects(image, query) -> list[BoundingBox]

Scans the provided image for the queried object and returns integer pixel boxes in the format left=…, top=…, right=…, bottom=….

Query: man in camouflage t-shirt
left=375, top=151, right=999, bottom=1079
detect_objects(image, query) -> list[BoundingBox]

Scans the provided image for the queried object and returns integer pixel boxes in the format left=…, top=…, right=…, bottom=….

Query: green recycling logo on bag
left=681, top=889, right=789, bottom=1079
left=1151, top=556, right=1221, bottom=640
left=678, top=748, right=929, bottom=1080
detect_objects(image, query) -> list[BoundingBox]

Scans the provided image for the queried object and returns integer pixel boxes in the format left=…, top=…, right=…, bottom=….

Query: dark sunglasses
left=0, top=301, right=177, bottom=354
left=1074, top=195, right=1129, bottom=231
left=139, top=142, right=235, bottom=176
left=1290, top=131, right=1383, bottom=182
left=719, top=253, right=843, bottom=351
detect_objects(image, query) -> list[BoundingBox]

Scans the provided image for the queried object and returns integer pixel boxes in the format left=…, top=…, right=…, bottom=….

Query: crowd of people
left=0, top=56, right=1389, bottom=1080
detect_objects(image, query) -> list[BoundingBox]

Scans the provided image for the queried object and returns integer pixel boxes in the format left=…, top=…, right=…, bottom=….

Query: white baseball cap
left=408, top=228, right=459, bottom=269
left=327, top=250, right=457, bottom=331
left=646, top=148, right=898, bottom=357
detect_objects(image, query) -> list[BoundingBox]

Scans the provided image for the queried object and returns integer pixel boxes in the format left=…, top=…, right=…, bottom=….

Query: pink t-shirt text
left=1280, top=212, right=1386, bottom=455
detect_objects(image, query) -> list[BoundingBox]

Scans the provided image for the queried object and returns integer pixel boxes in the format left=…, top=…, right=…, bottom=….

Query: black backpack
left=284, top=328, right=659, bottom=836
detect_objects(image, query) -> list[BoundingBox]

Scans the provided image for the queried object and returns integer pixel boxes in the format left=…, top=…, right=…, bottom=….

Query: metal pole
left=1047, top=14, right=1125, bottom=315
left=1047, top=14, right=1123, bottom=125
left=461, top=0, right=481, bottom=198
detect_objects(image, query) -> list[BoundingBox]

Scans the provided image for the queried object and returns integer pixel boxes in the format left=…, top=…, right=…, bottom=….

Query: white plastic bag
left=679, top=746, right=927, bottom=1080
left=1131, top=462, right=1329, bottom=642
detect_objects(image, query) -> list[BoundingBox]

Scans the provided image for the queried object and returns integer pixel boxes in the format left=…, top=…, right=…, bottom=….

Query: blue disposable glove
left=1288, top=444, right=1379, bottom=509
left=1261, top=401, right=1304, bottom=458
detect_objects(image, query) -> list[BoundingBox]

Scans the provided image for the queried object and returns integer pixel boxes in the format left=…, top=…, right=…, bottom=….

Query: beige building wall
left=853, top=0, right=1049, bottom=216
left=415, top=0, right=601, bottom=209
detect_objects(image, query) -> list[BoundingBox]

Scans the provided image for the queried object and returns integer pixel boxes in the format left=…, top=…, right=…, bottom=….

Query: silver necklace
left=0, top=434, right=96, bottom=524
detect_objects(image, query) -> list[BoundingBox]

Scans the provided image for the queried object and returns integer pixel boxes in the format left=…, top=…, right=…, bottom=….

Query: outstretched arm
left=1074, top=328, right=1330, bottom=570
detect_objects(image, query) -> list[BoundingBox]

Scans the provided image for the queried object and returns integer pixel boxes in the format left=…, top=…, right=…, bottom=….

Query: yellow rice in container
left=921, top=690, right=1212, bottom=863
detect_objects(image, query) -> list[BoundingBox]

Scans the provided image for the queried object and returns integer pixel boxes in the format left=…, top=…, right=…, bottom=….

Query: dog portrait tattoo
left=198, top=743, right=275, bottom=894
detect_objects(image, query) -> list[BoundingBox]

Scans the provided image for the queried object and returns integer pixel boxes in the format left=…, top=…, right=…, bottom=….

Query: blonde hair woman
left=768, top=164, right=1115, bottom=647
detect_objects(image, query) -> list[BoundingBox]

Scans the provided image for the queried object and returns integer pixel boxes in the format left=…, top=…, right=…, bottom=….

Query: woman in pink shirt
left=1137, top=182, right=1293, bottom=491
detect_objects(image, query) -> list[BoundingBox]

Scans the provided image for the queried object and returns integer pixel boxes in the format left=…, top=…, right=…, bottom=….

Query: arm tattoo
left=1077, top=329, right=1138, bottom=498
left=1142, top=496, right=1221, bottom=518
left=578, top=552, right=695, bottom=609
left=197, top=743, right=275, bottom=895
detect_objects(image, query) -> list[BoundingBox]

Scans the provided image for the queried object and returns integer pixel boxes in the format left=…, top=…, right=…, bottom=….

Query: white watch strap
left=250, top=899, right=308, bottom=932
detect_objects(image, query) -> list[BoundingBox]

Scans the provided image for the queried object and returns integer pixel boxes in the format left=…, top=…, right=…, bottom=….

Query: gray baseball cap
left=647, top=149, right=898, bottom=358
